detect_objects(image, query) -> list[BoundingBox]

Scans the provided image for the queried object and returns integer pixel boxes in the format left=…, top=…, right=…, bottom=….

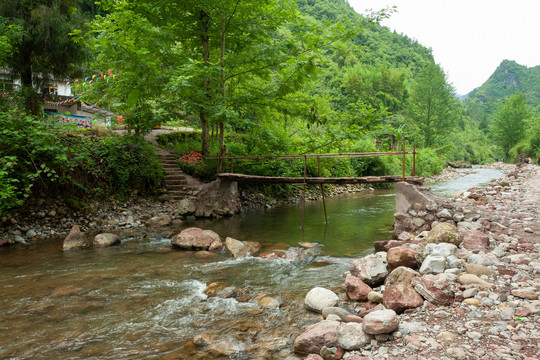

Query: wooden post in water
left=216, top=151, right=220, bottom=176
left=302, top=155, right=307, bottom=229
left=412, top=144, right=416, bottom=176
left=402, top=136, right=406, bottom=181
left=317, top=156, right=328, bottom=224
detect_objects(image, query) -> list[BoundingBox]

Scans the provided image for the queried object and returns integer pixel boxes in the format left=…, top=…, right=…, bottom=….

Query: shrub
left=98, top=135, right=163, bottom=194
left=0, top=111, right=164, bottom=216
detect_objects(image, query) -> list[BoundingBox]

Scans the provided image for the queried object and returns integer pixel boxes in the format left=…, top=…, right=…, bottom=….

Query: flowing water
left=428, top=167, right=504, bottom=197
left=0, top=168, right=504, bottom=359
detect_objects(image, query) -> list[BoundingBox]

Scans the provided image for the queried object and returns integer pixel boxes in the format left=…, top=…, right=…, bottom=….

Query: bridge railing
left=205, top=137, right=416, bottom=181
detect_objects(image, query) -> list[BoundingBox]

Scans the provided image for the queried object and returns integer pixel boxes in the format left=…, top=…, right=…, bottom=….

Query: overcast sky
left=348, top=0, right=540, bottom=95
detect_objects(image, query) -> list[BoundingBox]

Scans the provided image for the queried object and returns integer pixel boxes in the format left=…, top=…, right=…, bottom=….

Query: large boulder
left=63, top=225, right=90, bottom=251
left=349, top=252, right=389, bottom=286
left=387, top=246, right=418, bottom=270
left=345, top=275, right=372, bottom=302
left=293, top=320, right=339, bottom=355
left=384, top=266, right=421, bottom=287
left=337, top=322, right=372, bottom=350
left=177, top=199, right=196, bottom=216
left=225, top=237, right=261, bottom=258
left=362, top=309, right=400, bottom=334
left=93, top=233, right=120, bottom=248
left=304, top=287, right=339, bottom=313
left=426, top=223, right=461, bottom=245
left=171, top=227, right=222, bottom=250
left=461, top=230, right=490, bottom=253
left=411, top=273, right=457, bottom=306
left=383, top=282, right=424, bottom=313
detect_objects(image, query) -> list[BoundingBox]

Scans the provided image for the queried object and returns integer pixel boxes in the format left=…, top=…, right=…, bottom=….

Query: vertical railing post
left=412, top=144, right=416, bottom=176
left=216, top=151, right=220, bottom=176
left=302, top=155, right=307, bottom=229
left=317, top=155, right=328, bottom=224
left=230, top=158, right=233, bottom=173
left=402, top=136, right=406, bottom=181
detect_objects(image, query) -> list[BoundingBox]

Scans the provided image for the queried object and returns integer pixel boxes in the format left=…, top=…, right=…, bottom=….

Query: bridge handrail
left=204, top=151, right=414, bottom=161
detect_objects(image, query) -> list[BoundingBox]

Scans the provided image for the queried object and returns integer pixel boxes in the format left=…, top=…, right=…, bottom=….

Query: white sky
left=348, top=0, right=540, bottom=95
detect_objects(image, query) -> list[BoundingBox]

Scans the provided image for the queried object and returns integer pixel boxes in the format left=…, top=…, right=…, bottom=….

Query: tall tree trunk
left=219, top=23, right=226, bottom=159
left=199, top=10, right=211, bottom=156
left=20, top=45, right=40, bottom=116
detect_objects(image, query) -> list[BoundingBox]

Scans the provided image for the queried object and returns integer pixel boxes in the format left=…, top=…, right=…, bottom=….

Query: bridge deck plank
left=217, top=173, right=424, bottom=185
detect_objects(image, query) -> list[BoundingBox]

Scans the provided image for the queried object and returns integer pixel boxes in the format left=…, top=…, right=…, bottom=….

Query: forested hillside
left=464, top=60, right=540, bottom=123
left=463, top=60, right=540, bottom=159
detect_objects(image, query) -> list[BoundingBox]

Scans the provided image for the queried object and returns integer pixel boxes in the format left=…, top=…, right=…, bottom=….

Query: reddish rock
left=63, top=225, right=90, bottom=251
left=384, top=266, right=421, bottom=287
left=344, top=315, right=363, bottom=323
left=0, top=238, right=9, bottom=246
left=384, top=240, right=407, bottom=250
left=257, top=251, right=283, bottom=260
left=373, top=240, right=390, bottom=252
left=514, top=308, right=532, bottom=317
left=332, top=346, right=345, bottom=359
left=171, top=227, right=222, bottom=251
left=383, top=282, right=424, bottom=313
left=203, top=282, right=230, bottom=297
left=411, top=273, right=456, bottom=306
left=454, top=307, right=466, bottom=314
left=461, top=230, right=490, bottom=253
left=357, top=303, right=385, bottom=318
left=293, top=320, right=339, bottom=355
left=304, top=355, right=323, bottom=360
left=498, top=267, right=518, bottom=277
left=343, top=356, right=369, bottom=360
left=345, top=275, right=372, bottom=302
left=517, top=242, right=534, bottom=252
left=387, top=246, right=418, bottom=270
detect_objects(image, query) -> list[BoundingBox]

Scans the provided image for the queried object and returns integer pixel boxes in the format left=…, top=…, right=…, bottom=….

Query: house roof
left=81, top=102, right=115, bottom=118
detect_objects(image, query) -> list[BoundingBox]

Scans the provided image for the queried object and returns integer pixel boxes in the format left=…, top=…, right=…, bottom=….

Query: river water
left=0, top=168, right=504, bottom=359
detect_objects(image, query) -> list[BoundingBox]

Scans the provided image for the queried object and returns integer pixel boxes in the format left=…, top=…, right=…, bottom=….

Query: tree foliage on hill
left=0, top=0, right=86, bottom=114
left=406, top=62, right=459, bottom=148
left=490, top=92, right=531, bottom=157
left=464, top=60, right=540, bottom=123
left=76, top=0, right=366, bottom=155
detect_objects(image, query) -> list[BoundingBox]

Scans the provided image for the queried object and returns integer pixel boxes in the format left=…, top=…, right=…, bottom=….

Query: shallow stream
left=0, top=168, right=504, bottom=359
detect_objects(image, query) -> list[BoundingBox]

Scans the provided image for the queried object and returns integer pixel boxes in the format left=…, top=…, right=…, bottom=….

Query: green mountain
left=297, top=0, right=433, bottom=71
left=464, top=60, right=540, bottom=123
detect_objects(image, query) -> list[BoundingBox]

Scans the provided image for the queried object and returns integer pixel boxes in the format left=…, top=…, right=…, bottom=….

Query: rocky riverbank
left=291, top=163, right=539, bottom=360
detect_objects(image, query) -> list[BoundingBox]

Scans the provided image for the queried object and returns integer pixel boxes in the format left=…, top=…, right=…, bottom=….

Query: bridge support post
left=302, top=155, right=307, bottom=229
left=402, top=136, right=406, bottom=181
left=317, top=156, right=328, bottom=224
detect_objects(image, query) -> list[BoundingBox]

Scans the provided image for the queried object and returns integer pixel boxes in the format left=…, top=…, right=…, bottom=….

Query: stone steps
left=156, top=149, right=194, bottom=201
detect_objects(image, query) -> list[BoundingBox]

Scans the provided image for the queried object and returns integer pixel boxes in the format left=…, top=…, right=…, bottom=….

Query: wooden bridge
left=217, top=173, right=423, bottom=185
left=205, top=138, right=422, bottom=227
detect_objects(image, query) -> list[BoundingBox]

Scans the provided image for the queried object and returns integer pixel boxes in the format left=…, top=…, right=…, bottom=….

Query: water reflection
left=187, top=189, right=396, bottom=258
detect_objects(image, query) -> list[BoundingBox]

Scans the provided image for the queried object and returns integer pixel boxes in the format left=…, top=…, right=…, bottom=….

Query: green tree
left=0, top=0, right=86, bottom=114
left=407, top=62, right=458, bottom=148
left=85, top=0, right=362, bottom=154
left=490, top=92, right=530, bottom=156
